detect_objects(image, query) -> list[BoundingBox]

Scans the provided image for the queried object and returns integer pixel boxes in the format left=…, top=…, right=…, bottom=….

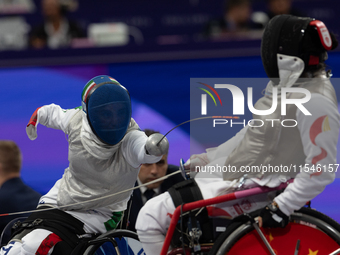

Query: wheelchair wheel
left=209, top=207, right=340, bottom=255
left=83, top=229, right=144, bottom=255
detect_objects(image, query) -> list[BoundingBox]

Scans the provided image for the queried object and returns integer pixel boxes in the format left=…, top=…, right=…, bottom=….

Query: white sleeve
left=26, top=104, right=79, bottom=140
left=121, top=130, right=162, bottom=168
left=275, top=94, right=340, bottom=216
left=206, top=125, right=248, bottom=162
left=37, top=104, right=79, bottom=132
left=185, top=126, right=248, bottom=170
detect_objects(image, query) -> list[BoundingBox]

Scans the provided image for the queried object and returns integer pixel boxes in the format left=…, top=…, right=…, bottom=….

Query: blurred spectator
left=0, top=0, right=35, bottom=14
left=202, top=0, right=263, bottom=39
left=0, top=140, right=41, bottom=245
left=59, top=0, right=78, bottom=12
left=266, top=0, right=304, bottom=19
left=251, top=0, right=305, bottom=28
left=122, top=129, right=184, bottom=232
left=0, top=16, right=30, bottom=51
left=29, top=0, right=85, bottom=49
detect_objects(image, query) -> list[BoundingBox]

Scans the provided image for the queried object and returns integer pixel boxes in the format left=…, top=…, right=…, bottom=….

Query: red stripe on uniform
left=36, top=233, right=62, bottom=255
left=27, top=107, right=42, bottom=127
left=312, top=147, right=328, bottom=165
left=309, top=115, right=328, bottom=172
left=309, top=115, right=326, bottom=145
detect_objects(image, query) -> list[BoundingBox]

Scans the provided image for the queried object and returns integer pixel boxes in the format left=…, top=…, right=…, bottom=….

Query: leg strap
left=10, top=206, right=88, bottom=249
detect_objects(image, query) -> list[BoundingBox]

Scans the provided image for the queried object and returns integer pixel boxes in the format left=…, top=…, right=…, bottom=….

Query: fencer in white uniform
left=136, top=15, right=340, bottom=255
left=0, top=75, right=169, bottom=255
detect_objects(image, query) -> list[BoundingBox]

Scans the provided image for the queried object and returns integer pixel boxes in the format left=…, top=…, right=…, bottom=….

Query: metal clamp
left=236, top=174, right=248, bottom=190
left=188, top=218, right=202, bottom=252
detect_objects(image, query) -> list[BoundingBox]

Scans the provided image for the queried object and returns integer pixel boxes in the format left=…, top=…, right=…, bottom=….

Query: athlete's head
left=261, top=14, right=338, bottom=84
left=81, top=75, right=131, bottom=145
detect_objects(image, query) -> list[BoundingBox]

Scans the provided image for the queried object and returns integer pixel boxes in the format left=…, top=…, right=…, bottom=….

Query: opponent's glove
left=26, top=107, right=41, bottom=140
left=259, top=201, right=289, bottom=228
left=145, top=133, right=169, bottom=156
left=184, top=153, right=209, bottom=170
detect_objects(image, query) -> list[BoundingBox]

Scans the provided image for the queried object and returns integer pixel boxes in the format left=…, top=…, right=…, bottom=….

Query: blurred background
left=1, top=0, right=340, bottom=221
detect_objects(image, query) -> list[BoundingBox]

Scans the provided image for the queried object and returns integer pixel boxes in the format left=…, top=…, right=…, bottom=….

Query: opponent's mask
left=81, top=75, right=131, bottom=145
left=261, top=14, right=338, bottom=83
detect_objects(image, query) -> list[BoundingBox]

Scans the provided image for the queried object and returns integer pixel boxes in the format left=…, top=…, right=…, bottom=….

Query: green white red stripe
left=109, top=77, right=120, bottom=84
left=82, top=77, right=120, bottom=103
left=82, top=80, right=96, bottom=102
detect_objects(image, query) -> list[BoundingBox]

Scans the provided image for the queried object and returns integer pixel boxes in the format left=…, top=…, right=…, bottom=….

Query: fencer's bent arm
left=37, top=104, right=79, bottom=132
left=207, top=125, right=248, bottom=163
left=26, top=104, right=79, bottom=140
left=275, top=94, right=340, bottom=215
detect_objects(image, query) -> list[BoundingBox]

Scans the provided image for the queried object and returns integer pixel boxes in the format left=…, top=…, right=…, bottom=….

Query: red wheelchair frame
left=160, top=180, right=340, bottom=255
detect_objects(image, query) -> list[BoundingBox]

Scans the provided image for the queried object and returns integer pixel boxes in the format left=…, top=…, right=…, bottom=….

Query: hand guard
left=145, top=133, right=169, bottom=156
left=259, top=202, right=289, bottom=228
left=26, top=107, right=41, bottom=140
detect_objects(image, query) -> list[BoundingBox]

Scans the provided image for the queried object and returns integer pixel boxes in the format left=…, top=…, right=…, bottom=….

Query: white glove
left=184, top=153, right=210, bottom=172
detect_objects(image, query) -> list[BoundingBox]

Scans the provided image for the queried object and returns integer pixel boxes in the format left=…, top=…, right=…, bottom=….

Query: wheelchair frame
left=159, top=179, right=340, bottom=255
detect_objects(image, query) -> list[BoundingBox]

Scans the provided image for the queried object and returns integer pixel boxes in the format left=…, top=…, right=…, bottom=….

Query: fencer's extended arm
left=26, top=104, right=79, bottom=140
left=275, top=94, right=340, bottom=216
left=121, top=130, right=164, bottom=168
left=184, top=126, right=248, bottom=170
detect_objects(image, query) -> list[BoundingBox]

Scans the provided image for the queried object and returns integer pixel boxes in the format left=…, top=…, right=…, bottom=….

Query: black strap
left=28, top=207, right=85, bottom=234
left=168, top=179, right=203, bottom=207
left=11, top=207, right=86, bottom=249
left=168, top=179, right=214, bottom=249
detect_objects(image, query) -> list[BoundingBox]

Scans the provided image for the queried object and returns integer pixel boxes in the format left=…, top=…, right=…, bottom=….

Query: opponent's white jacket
left=134, top=56, right=340, bottom=255
left=27, top=105, right=162, bottom=213
left=200, top=55, right=340, bottom=216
